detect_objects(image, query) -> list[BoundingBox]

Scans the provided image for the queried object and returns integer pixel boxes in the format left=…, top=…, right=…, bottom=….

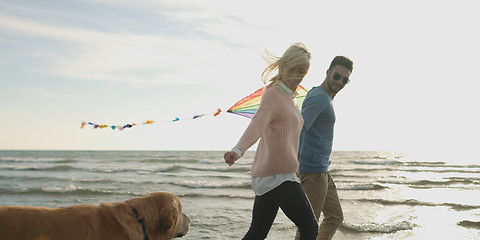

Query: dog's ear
left=128, top=192, right=181, bottom=239
left=154, top=201, right=180, bottom=238
left=99, top=202, right=144, bottom=240
left=151, top=194, right=181, bottom=239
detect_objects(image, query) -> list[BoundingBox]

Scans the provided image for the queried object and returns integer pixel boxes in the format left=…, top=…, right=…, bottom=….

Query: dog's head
left=126, top=192, right=190, bottom=239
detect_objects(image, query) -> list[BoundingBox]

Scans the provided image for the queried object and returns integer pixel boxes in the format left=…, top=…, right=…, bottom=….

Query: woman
left=224, top=43, right=318, bottom=240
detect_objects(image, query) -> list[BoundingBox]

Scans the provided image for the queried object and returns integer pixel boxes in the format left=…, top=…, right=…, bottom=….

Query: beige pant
left=295, top=172, right=343, bottom=240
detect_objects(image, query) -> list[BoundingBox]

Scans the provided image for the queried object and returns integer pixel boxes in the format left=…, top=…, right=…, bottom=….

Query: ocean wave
left=339, top=184, right=388, bottom=191
left=355, top=198, right=480, bottom=211
left=340, top=220, right=415, bottom=233
left=412, top=179, right=475, bottom=186
left=331, top=168, right=399, bottom=173
left=86, top=165, right=216, bottom=174
left=379, top=179, right=478, bottom=188
left=55, top=159, right=78, bottom=164
left=183, top=166, right=250, bottom=173
left=146, top=165, right=250, bottom=174
left=404, top=161, right=446, bottom=165
left=360, top=154, right=404, bottom=160
left=405, top=161, right=480, bottom=168
left=401, top=168, right=480, bottom=174
left=139, top=158, right=199, bottom=164
left=446, top=176, right=480, bottom=184
left=0, top=165, right=80, bottom=172
left=0, top=175, right=137, bottom=185
left=23, top=164, right=249, bottom=175
left=350, top=160, right=403, bottom=165
left=458, top=220, right=480, bottom=229
left=0, top=175, right=63, bottom=182
left=0, top=157, right=77, bottom=164
left=178, top=192, right=254, bottom=200
left=0, top=186, right=133, bottom=196
left=361, top=155, right=389, bottom=160
left=47, top=165, right=79, bottom=171
left=333, top=167, right=480, bottom=175
left=167, top=181, right=251, bottom=189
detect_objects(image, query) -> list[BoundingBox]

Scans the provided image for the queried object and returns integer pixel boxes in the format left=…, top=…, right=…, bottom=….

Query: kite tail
left=80, top=109, right=222, bottom=130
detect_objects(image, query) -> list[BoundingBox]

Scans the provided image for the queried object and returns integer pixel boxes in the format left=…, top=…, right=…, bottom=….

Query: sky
left=1, top=0, right=479, bottom=156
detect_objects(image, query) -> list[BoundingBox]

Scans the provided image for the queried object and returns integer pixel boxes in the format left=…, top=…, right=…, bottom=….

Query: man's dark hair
left=329, top=56, right=353, bottom=71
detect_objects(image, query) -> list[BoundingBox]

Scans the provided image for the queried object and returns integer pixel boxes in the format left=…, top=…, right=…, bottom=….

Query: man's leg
left=317, top=172, right=343, bottom=240
left=295, top=173, right=328, bottom=240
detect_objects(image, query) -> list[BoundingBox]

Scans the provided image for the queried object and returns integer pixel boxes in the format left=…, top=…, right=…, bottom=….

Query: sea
left=0, top=150, right=479, bottom=240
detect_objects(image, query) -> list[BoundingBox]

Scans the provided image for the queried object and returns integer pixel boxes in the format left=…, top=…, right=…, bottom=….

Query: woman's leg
left=243, top=194, right=279, bottom=240
left=270, top=181, right=318, bottom=240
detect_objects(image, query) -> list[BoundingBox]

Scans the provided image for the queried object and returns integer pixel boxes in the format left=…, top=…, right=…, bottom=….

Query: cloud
left=0, top=13, right=178, bottom=82
left=19, top=87, right=96, bottom=100
left=0, top=2, right=269, bottom=87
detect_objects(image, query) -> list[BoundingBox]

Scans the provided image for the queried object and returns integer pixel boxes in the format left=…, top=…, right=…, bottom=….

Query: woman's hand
left=224, top=151, right=239, bottom=166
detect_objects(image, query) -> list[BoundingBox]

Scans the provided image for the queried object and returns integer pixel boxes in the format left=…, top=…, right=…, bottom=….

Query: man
left=295, top=56, right=353, bottom=240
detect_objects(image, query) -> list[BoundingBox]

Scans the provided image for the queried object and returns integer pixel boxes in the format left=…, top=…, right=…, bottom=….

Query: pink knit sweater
left=234, top=84, right=304, bottom=177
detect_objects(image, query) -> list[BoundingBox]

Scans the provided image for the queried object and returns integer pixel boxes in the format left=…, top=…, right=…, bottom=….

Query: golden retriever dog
left=0, top=191, right=189, bottom=240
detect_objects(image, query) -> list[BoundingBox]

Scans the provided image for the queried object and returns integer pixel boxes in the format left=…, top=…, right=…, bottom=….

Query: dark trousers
left=243, top=181, right=318, bottom=240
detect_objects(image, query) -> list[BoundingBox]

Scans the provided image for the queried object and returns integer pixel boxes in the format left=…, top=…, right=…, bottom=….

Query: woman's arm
left=224, top=88, right=277, bottom=165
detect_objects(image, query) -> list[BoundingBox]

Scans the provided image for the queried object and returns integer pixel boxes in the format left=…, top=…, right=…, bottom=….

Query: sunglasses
left=333, top=73, right=350, bottom=84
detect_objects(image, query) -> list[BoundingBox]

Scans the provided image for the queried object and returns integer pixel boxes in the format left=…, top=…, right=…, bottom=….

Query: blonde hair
left=261, top=43, right=312, bottom=86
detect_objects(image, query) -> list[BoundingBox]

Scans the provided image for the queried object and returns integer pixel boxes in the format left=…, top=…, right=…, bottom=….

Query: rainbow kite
left=228, top=85, right=307, bottom=118
left=81, top=85, right=308, bottom=130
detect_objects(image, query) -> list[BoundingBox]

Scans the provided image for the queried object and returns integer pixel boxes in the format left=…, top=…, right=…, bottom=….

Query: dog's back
left=0, top=192, right=189, bottom=240
left=0, top=204, right=137, bottom=240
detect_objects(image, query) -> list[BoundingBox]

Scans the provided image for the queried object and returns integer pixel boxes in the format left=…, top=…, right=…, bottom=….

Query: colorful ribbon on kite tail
left=172, top=109, right=222, bottom=122
left=80, top=109, right=222, bottom=130
left=80, top=120, right=154, bottom=131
